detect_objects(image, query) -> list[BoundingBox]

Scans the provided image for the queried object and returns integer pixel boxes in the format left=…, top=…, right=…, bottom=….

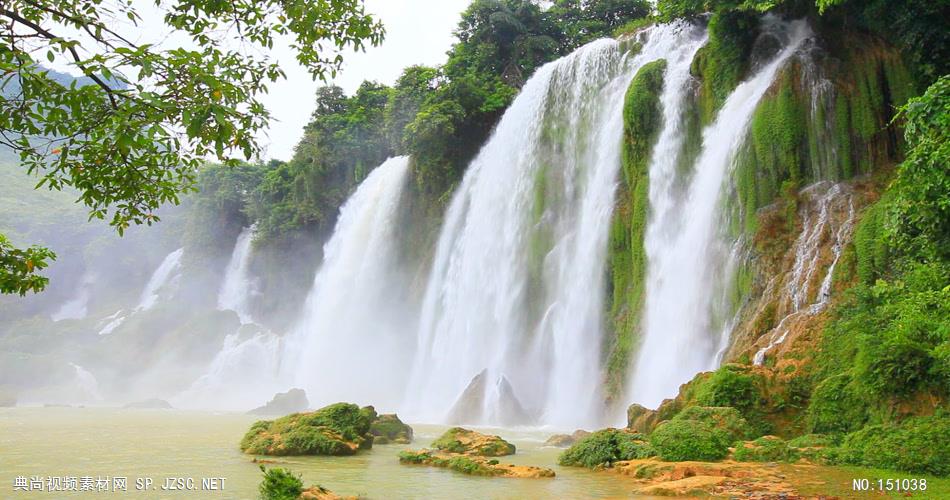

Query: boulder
left=544, top=429, right=591, bottom=448
left=626, top=403, right=660, bottom=434
left=446, top=370, right=535, bottom=425
left=248, top=388, right=309, bottom=416
left=123, top=398, right=172, bottom=409
left=431, top=427, right=515, bottom=456
left=240, top=402, right=376, bottom=456
left=369, top=413, right=413, bottom=444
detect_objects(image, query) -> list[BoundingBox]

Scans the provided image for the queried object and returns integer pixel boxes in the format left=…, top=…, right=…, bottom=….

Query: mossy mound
left=398, top=450, right=554, bottom=478
left=369, top=413, right=413, bottom=444
left=831, top=413, right=950, bottom=476
left=733, top=436, right=795, bottom=462
left=240, top=403, right=376, bottom=456
left=558, top=428, right=655, bottom=468
left=431, top=427, right=515, bottom=456
left=649, top=407, right=750, bottom=462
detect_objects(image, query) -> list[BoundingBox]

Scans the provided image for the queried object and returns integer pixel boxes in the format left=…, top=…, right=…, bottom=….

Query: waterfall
left=69, top=363, right=103, bottom=401
left=174, top=331, right=283, bottom=410
left=51, top=272, right=95, bottom=321
left=629, top=18, right=812, bottom=408
left=136, top=247, right=184, bottom=311
left=217, top=225, right=258, bottom=324
left=284, top=156, right=412, bottom=410
left=753, top=182, right=855, bottom=365
left=406, top=22, right=708, bottom=428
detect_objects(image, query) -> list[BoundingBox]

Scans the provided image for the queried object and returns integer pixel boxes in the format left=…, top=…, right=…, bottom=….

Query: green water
left=0, top=408, right=645, bottom=499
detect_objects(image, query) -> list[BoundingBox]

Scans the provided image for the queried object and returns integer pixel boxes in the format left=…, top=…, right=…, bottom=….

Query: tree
left=0, top=0, right=384, bottom=293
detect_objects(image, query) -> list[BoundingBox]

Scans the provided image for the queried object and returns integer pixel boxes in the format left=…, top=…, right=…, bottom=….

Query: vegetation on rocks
left=431, top=427, right=515, bottom=456
left=369, top=413, right=413, bottom=444
left=558, top=428, right=656, bottom=468
left=398, top=449, right=555, bottom=478
left=257, top=466, right=303, bottom=500
left=240, top=403, right=376, bottom=456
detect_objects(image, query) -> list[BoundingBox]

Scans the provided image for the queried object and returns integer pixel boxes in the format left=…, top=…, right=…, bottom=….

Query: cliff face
left=604, top=13, right=916, bottom=404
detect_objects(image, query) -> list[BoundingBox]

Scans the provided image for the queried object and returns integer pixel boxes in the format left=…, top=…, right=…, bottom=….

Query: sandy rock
left=298, top=486, right=357, bottom=500
left=544, top=429, right=591, bottom=447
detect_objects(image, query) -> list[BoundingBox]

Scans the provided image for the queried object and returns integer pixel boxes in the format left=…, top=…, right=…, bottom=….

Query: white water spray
left=629, top=18, right=812, bottom=408
left=51, top=272, right=95, bottom=321
left=284, top=156, right=412, bottom=410
left=407, top=23, right=708, bottom=428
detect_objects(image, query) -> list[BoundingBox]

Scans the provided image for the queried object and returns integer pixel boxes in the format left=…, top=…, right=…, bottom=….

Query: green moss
left=806, top=373, right=867, bottom=435
left=690, top=10, right=758, bottom=125
left=834, top=414, right=950, bottom=476
left=398, top=450, right=507, bottom=477
left=431, top=427, right=515, bottom=456
left=733, top=436, right=796, bottom=462
left=369, top=413, right=413, bottom=444
left=852, top=196, right=892, bottom=285
left=558, top=429, right=655, bottom=468
left=604, top=59, right=666, bottom=400
left=649, top=419, right=731, bottom=462
left=240, top=403, right=376, bottom=456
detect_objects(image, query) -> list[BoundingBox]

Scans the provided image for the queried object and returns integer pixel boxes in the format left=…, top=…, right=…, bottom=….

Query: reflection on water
left=0, top=408, right=646, bottom=499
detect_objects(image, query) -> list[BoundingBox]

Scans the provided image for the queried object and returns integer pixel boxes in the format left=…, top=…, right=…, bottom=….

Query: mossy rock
left=431, top=427, right=515, bottom=456
left=369, top=413, right=413, bottom=444
left=834, top=413, right=950, bottom=476
left=398, top=450, right=554, bottom=478
left=240, top=403, right=376, bottom=456
left=544, top=429, right=590, bottom=448
left=558, top=428, right=655, bottom=468
left=733, top=436, right=796, bottom=462
left=648, top=407, right=750, bottom=462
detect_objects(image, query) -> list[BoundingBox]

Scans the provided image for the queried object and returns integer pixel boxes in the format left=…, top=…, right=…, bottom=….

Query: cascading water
left=628, top=18, right=812, bottom=408
left=284, top=156, right=412, bottom=410
left=753, top=182, right=855, bottom=365
left=136, top=247, right=184, bottom=311
left=217, top=225, right=258, bottom=324
left=406, top=22, right=708, bottom=428
left=51, top=272, right=95, bottom=321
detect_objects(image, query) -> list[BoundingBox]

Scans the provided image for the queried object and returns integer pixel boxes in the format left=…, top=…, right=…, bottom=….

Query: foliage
left=0, top=0, right=382, bottom=293
left=733, top=436, right=795, bottom=462
left=240, top=403, right=376, bottom=456
left=184, top=162, right=267, bottom=256
left=0, top=234, right=55, bottom=295
left=689, top=10, right=758, bottom=123
left=805, top=373, right=867, bottom=435
left=891, top=75, right=950, bottom=260
left=558, top=429, right=655, bottom=468
left=834, top=413, right=950, bottom=476
left=431, top=427, right=516, bottom=456
left=695, top=366, right=759, bottom=413
left=649, top=419, right=732, bottom=461
left=257, top=466, right=303, bottom=500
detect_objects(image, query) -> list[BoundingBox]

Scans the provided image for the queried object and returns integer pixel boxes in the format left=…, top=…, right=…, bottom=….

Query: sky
left=260, top=0, right=474, bottom=160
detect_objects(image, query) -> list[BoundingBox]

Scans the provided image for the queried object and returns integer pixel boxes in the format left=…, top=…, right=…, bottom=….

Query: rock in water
left=431, top=427, right=515, bottom=456
left=240, top=403, right=376, bottom=456
left=492, top=376, right=534, bottom=426
left=544, top=430, right=591, bottom=448
left=369, top=413, right=413, bottom=444
left=123, top=398, right=173, bottom=409
left=445, top=370, right=487, bottom=424
left=248, top=388, right=309, bottom=415
left=399, top=450, right=554, bottom=478
left=446, top=370, right=535, bottom=425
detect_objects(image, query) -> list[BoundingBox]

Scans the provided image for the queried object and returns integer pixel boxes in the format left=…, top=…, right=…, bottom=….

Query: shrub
left=675, top=406, right=751, bottom=442
left=558, top=429, right=655, bottom=468
left=733, top=436, right=795, bottom=462
left=806, top=374, right=867, bottom=435
left=257, top=466, right=302, bottom=500
left=650, top=420, right=731, bottom=461
left=836, top=414, right=950, bottom=476
left=695, top=366, right=759, bottom=413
